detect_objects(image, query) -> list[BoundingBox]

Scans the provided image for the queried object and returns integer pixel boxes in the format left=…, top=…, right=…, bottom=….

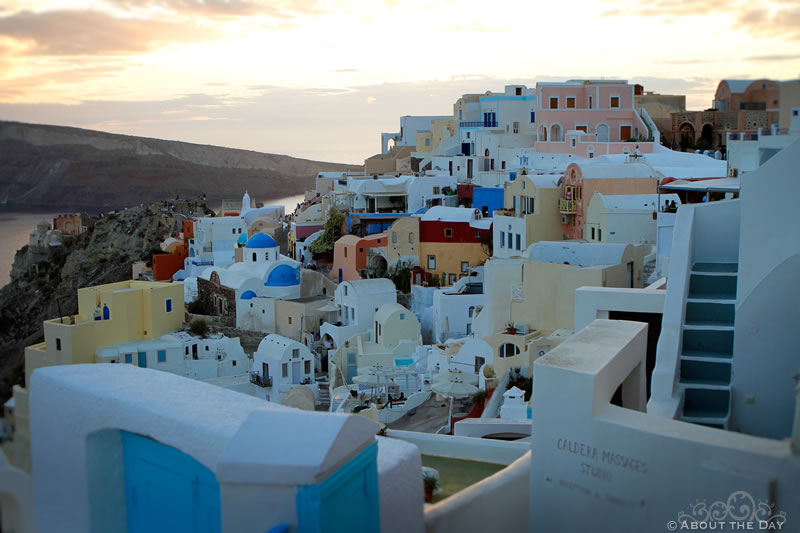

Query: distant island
left=0, top=121, right=357, bottom=211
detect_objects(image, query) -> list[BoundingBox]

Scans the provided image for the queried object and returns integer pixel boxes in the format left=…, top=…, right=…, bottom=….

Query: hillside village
left=2, top=77, right=799, bottom=532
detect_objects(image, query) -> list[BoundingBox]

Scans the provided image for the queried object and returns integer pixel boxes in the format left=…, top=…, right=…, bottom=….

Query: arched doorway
left=539, top=125, right=547, bottom=142
left=701, top=123, right=713, bottom=148
left=596, top=124, right=609, bottom=143
left=551, top=124, right=562, bottom=142
left=679, top=122, right=696, bottom=151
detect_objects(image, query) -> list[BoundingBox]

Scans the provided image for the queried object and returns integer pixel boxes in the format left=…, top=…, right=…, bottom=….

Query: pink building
left=535, top=80, right=656, bottom=157
left=330, top=233, right=387, bottom=282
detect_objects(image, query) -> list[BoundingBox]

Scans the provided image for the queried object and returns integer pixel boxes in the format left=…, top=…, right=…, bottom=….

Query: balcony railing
left=559, top=198, right=577, bottom=213
left=459, top=121, right=498, bottom=128
left=494, top=208, right=516, bottom=217
left=250, top=373, right=273, bottom=388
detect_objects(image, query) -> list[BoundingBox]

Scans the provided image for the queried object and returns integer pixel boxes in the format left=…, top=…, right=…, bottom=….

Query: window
left=288, top=316, right=293, bottom=325
left=351, top=307, right=355, bottom=320
left=125, top=353, right=132, bottom=364
left=591, top=227, right=596, bottom=240
left=459, top=109, right=462, bottom=120
left=598, top=228, right=602, bottom=241
left=499, top=343, right=520, bottom=358
left=359, top=248, right=364, bottom=253
left=379, top=323, right=382, bottom=336
left=400, top=313, right=405, bottom=320
left=448, top=273, right=457, bottom=284
left=252, top=252, right=257, bottom=261
left=474, top=230, right=481, bottom=238
left=344, top=285, right=348, bottom=296
left=304, top=360, right=311, bottom=374
left=206, top=345, right=209, bottom=351
left=392, top=232, right=398, bottom=244
left=157, top=350, right=166, bottom=363
left=575, top=124, right=588, bottom=133
left=566, top=97, right=575, bottom=109
left=409, top=232, right=416, bottom=244
left=433, top=187, right=440, bottom=194
left=165, top=298, right=173, bottom=313
left=56, top=338, right=62, bottom=351
left=466, top=323, right=472, bottom=335
left=238, top=228, right=242, bottom=233
left=265, top=252, right=269, bottom=260
left=427, top=255, right=436, bottom=269
left=461, top=261, right=469, bottom=272
left=507, top=232, right=513, bottom=249
left=444, top=228, right=453, bottom=238
left=500, top=231, right=505, bottom=248
left=530, top=111, right=535, bottom=123
left=292, top=348, right=299, bottom=358
left=549, top=97, right=558, bottom=109
left=571, top=138, right=576, bottom=147
left=231, top=229, right=236, bottom=235
left=610, top=96, right=620, bottom=108
left=516, top=234, right=521, bottom=250
left=425, top=137, right=430, bottom=147
left=185, top=346, right=189, bottom=355
left=515, top=87, right=522, bottom=96
left=466, top=132, right=470, bottom=139
left=282, top=363, right=288, bottom=378
left=588, top=95, right=593, bottom=109
left=513, top=121, right=519, bottom=134
left=468, top=306, right=475, bottom=318
left=233, top=360, right=237, bottom=366
left=344, top=248, right=348, bottom=258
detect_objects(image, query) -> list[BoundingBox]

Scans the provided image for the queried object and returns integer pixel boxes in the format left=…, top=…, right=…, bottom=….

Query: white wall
left=731, top=138, right=800, bottom=439
left=432, top=291, right=484, bottom=343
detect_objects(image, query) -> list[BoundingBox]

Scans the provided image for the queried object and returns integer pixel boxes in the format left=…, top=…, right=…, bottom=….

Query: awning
left=659, top=178, right=740, bottom=193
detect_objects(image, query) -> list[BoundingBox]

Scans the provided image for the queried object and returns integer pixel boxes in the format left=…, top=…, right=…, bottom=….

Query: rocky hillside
left=0, top=201, right=203, bottom=402
left=0, top=121, right=358, bottom=210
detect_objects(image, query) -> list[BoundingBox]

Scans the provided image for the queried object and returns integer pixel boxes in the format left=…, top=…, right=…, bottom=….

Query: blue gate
left=122, top=431, right=221, bottom=533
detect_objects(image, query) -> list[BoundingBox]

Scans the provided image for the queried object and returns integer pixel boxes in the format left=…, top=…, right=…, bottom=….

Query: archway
left=679, top=122, right=696, bottom=151
left=701, top=123, right=713, bottom=148
left=498, top=343, right=520, bottom=358
left=539, top=125, right=547, bottom=142
left=369, top=255, right=388, bottom=278
left=550, top=124, right=562, bottom=142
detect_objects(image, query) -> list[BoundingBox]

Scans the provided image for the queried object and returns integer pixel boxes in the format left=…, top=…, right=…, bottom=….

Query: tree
left=308, top=207, right=345, bottom=256
left=189, top=318, right=209, bottom=338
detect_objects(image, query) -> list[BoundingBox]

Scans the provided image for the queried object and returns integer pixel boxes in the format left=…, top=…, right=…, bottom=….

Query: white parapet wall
left=388, top=429, right=529, bottom=466
left=529, top=319, right=800, bottom=531
left=574, top=283, right=666, bottom=333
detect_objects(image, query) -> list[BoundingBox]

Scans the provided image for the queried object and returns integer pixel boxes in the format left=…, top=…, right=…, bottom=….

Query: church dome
left=245, top=233, right=277, bottom=249
left=265, top=264, right=300, bottom=287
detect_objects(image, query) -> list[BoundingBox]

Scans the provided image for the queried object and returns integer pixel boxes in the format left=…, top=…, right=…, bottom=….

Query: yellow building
left=385, top=216, right=420, bottom=271
left=419, top=206, right=492, bottom=286
left=5, top=280, right=183, bottom=472
left=493, top=175, right=562, bottom=258
left=475, top=242, right=644, bottom=378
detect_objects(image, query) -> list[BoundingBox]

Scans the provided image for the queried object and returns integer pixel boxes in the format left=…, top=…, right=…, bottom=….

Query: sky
left=0, top=0, right=798, bottom=163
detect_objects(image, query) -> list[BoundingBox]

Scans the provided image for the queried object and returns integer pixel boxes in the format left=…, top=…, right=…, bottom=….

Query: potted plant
left=423, top=473, right=439, bottom=503
left=506, top=322, right=517, bottom=335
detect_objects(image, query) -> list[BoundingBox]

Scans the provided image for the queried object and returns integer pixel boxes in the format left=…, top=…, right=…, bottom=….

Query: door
left=137, top=352, right=147, bottom=368
left=467, top=159, right=473, bottom=180
left=122, top=431, right=220, bottom=533
left=627, top=261, right=634, bottom=288
left=292, top=361, right=302, bottom=384
left=338, top=269, right=343, bottom=283
left=474, top=356, right=485, bottom=374
left=448, top=161, right=453, bottom=176
left=620, top=125, right=632, bottom=140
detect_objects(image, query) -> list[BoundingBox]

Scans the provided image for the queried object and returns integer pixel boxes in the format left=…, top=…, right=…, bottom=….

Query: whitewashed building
left=252, top=334, right=316, bottom=403
left=95, top=332, right=250, bottom=380
left=584, top=191, right=680, bottom=245
left=319, top=279, right=397, bottom=350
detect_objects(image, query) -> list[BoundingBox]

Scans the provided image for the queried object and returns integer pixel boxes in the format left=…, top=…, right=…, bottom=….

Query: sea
left=0, top=194, right=306, bottom=288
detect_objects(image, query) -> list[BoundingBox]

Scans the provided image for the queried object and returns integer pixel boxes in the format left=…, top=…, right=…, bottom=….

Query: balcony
left=249, top=373, right=273, bottom=388
left=559, top=198, right=577, bottom=213
left=459, top=121, right=498, bottom=128
left=494, top=208, right=516, bottom=217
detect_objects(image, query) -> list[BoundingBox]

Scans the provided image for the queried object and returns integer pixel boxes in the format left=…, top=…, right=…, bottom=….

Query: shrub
left=308, top=207, right=345, bottom=256
left=187, top=296, right=213, bottom=315
left=189, top=318, right=209, bottom=338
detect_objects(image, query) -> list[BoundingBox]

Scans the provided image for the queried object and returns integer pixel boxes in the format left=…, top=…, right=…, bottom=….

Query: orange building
left=153, top=220, right=194, bottom=281
left=330, top=233, right=387, bottom=283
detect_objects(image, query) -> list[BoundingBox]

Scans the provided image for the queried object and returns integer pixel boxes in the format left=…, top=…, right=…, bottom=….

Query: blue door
left=122, top=431, right=221, bottom=533
left=137, top=352, right=147, bottom=368
left=338, top=269, right=343, bottom=283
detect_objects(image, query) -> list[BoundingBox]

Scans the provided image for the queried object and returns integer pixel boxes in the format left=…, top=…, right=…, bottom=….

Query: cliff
left=0, top=121, right=358, bottom=210
left=0, top=201, right=203, bottom=402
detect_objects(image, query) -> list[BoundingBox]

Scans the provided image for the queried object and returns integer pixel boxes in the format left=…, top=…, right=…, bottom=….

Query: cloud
left=0, top=10, right=219, bottom=55
left=745, top=53, right=800, bottom=62
left=104, top=0, right=326, bottom=18
left=737, top=5, right=800, bottom=40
